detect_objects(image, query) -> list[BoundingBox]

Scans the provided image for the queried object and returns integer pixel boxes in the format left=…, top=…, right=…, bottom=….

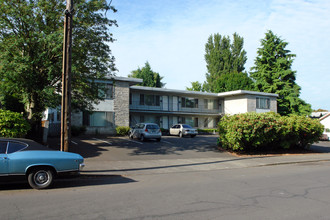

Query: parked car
left=0, top=138, right=85, bottom=189
left=170, top=124, right=198, bottom=138
left=129, top=123, right=162, bottom=142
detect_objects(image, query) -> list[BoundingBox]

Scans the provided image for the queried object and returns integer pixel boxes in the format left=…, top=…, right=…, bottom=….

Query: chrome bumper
left=79, top=163, right=85, bottom=171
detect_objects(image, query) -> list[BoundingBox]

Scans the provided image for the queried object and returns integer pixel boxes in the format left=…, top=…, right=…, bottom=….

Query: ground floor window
left=256, top=97, right=270, bottom=109
left=84, top=111, right=114, bottom=127
left=179, top=116, right=198, bottom=127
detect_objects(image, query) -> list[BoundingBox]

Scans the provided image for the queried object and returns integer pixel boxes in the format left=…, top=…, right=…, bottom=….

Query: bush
left=0, top=109, right=30, bottom=138
left=197, top=129, right=217, bottom=134
left=71, top=125, right=86, bottom=136
left=160, top=128, right=169, bottom=135
left=116, top=126, right=130, bottom=136
left=218, top=112, right=323, bottom=152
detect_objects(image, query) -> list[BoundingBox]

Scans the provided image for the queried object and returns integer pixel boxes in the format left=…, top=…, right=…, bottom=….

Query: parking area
left=48, top=135, right=231, bottom=162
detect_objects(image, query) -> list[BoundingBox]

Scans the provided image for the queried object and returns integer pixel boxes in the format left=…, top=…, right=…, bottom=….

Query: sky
left=109, top=0, right=330, bottom=111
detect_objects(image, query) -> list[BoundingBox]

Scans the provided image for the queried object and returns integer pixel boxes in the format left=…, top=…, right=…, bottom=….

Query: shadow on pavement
left=0, top=174, right=136, bottom=191
left=47, top=135, right=223, bottom=159
left=310, top=141, right=330, bottom=153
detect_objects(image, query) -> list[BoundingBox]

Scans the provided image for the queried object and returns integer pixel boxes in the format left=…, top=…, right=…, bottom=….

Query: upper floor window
left=98, top=83, right=113, bottom=99
left=181, top=97, right=198, bottom=108
left=204, top=99, right=219, bottom=110
left=256, top=97, right=270, bottom=109
left=139, top=94, right=160, bottom=106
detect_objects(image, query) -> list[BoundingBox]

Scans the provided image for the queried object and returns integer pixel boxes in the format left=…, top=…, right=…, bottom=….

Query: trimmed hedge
left=218, top=112, right=323, bottom=152
left=0, top=109, right=30, bottom=138
left=116, top=126, right=130, bottom=136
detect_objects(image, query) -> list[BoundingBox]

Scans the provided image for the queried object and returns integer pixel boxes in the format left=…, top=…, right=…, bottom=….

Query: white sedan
left=169, top=124, right=198, bottom=138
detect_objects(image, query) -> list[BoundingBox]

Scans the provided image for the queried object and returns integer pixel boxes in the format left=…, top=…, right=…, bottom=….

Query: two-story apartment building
left=44, top=76, right=278, bottom=135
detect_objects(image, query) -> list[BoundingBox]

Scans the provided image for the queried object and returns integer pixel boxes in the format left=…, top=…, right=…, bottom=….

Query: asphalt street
left=1, top=135, right=330, bottom=219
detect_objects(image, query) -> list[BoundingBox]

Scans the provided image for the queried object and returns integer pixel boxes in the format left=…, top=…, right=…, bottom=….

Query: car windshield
left=146, top=124, right=159, bottom=129
left=182, top=124, right=192, bottom=128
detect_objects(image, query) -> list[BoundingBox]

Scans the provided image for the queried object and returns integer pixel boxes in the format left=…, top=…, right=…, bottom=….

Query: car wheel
left=140, top=135, right=145, bottom=142
left=129, top=133, right=133, bottom=139
left=156, top=138, right=161, bottom=142
left=28, top=168, right=54, bottom=190
left=179, top=132, right=183, bottom=138
left=191, top=135, right=196, bottom=138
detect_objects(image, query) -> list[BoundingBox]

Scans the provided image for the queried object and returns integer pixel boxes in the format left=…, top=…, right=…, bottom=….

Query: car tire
left=156, top=138, right=161, bottom=142
left=27, top=168, right=54, bottom=190
left=129, top=133, right=133, bottom=139
left=191, top=135, right=196, bottom=138
left=140, top=135, right=145, bottom=142
left=179, top=132, right=183, bottom=138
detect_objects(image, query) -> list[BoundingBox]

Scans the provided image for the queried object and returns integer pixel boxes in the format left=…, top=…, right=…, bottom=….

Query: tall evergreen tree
left=203, top=32, right=251, bottom=92
left=129, top=62, right=165, bottom=88
left=250, top=30, right=311, bottom=116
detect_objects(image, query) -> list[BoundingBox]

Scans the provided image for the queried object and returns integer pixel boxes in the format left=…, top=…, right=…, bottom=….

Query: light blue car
left=0, top=138, right=85, bottom=189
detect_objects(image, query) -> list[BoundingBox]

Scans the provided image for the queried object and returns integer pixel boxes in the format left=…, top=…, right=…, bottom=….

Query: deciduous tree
left=204, top=33, right=250, bottom=92
left=0, top=0, right=117, bottom=136
left=129, top=62, right=165, bottom=88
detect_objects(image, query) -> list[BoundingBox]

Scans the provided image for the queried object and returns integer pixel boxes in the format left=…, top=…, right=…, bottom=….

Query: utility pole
left=61, top=0, right=74, bottom=152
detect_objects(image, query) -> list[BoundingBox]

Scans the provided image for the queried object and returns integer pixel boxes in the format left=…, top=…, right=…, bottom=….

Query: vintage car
left=0, top=138, right=85, bottom=189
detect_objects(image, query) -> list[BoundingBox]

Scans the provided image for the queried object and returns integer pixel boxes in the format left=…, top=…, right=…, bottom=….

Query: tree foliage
left=211, top=72, right=255, bottom=93
left=0, top=0, right=117, bottom=135
left=203, top=33, right=251, bottom=92
left=186, top=81, right=205, bottom=92
left=250, top=30, right=311, bottom=116
left=218, top=112, right=323, bottom=152
left=0, top=109, right=30, bottom=138
left=128, top=62, right=165, bottom=88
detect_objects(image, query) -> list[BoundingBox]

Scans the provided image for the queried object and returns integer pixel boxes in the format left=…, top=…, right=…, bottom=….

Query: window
left=89, top=112, right=114, bottom=127
left=256, top=97, right=270, bottom=109
left=129, top=93, right=132, bottom=105
left=141, top=94, right=160, bottom=106
left=204, top=99, right=219, bottom=110
left=98, top=83, right=113, bottom=99
left=0, top=141, right=7, bottom=154
left=7, top=142, right=27, bottom=154
left=181, top=97, right=198, bottom=108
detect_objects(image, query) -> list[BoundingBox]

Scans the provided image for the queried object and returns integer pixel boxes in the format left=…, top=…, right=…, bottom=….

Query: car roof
left=0, top=138, right=53, bottom=151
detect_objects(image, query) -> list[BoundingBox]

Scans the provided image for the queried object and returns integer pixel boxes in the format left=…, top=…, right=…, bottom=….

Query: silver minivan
left=129, top=123, right=162, bottom=142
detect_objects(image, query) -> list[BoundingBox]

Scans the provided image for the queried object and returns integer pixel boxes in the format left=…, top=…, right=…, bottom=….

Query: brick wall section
left=114, top=81, right=130, bottom=127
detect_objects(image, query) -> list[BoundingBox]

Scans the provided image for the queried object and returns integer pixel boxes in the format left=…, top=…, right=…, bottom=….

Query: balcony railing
left=129, top=101, right=222, bottom=114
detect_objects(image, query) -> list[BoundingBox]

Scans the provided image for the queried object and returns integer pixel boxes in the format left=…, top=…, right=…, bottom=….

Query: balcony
left=129, top=101, right=222, bottom=115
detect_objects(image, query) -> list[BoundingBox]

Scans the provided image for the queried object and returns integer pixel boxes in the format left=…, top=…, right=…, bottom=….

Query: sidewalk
left=82, top=143, right=330, bottom=176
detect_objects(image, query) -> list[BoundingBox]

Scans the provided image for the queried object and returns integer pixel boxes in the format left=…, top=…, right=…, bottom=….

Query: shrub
left=197, top=129, right=217, bottom=134
left=160, top=128, right=169, bottom=135
left=0, top=109, right=30, bottom=137
left=71, top=125, right=86, bottom=136
left=116, top=126, right=130, bottom=136
left=218, top=112, right=323, bottom=152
